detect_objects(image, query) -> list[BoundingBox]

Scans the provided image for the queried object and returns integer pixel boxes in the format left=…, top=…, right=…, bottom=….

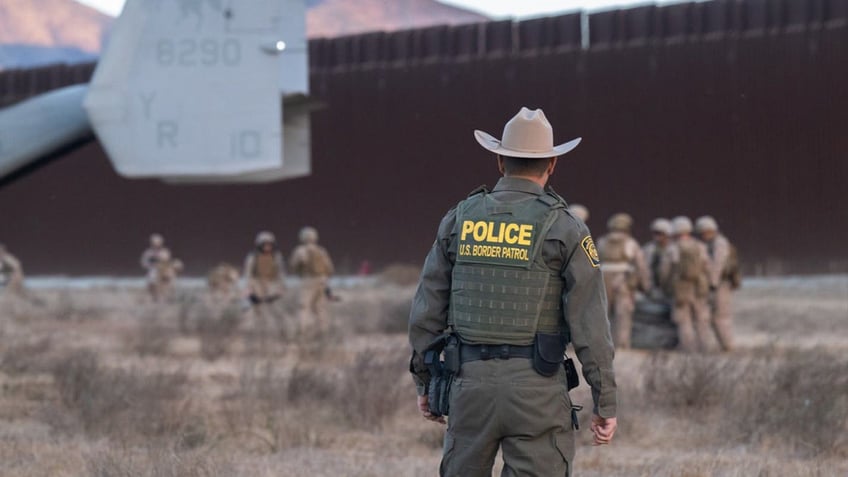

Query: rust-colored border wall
left=1, top=1, right=847, bottom=275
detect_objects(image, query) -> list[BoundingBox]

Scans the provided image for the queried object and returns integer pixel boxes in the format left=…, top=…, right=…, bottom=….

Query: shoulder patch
left=581, top=235, right=601, bottom=268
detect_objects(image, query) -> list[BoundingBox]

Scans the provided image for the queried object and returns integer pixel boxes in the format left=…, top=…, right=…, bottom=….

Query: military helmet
left=607, top=213, right=633, bottom=232
left=650, top=218, right=672, bottom=236
left=671, top=216, right=693, bottom=235
left=255, top=231, right=277, bottom=246
left=299, top=226, right=318, bottom=244
left=695, top=215, right=719, bottom=233
left=569, top=204, right=589, bottom=222
left=150, top=233, right=164, bottom=247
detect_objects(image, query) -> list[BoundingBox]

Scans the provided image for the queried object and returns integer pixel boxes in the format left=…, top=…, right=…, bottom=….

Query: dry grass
left=0, top=275, right=845, bottom=476
left=50, top=350, right=194, bottom=441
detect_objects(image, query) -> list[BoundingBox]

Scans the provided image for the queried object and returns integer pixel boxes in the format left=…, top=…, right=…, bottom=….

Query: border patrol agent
left=409, top=107, right=617, bottom=477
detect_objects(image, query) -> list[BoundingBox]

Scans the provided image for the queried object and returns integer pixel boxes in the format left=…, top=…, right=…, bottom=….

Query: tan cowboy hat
left=474, top=107, right=581, bottom=158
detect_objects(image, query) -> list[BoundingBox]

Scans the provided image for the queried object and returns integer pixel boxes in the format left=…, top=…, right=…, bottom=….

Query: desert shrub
left=132, top=317, right=172, bottom=357
left=196, top=306, right=241, bottom=361
left=51, top=350, right=193, bottom=441
left=334, top=290, right=414, bottom=335
left=378, top=298, right=411, bottom=334
left=287, top=364, right=336, bottom=405
left=0, top=337, right=52, bottom=375
left=337, top=348, right=407, bottom=429
left=85, top=445, right=233, bottom=477
left=378, top=264, right=422, bottom=286
left=222, top=361, right=321, bottom=451
left=642, top=349, right=848, bottom=457
left=642, top=353, right=735, bottom=409
left=730, top=349, right=848, bottom=456
left=52, top=291, right=105, bottom=321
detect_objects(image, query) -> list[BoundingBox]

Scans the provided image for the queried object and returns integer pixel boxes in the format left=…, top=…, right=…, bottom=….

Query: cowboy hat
left=474, top=107, right=581, bottom=159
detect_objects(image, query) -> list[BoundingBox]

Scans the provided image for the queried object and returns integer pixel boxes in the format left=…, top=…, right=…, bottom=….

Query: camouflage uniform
left=642, top=218, right=673, bottom=301
left=0, top=244, right=25, bottom=296
left=289, top=227, right=334, bottom=337
left=663, top=217, right=712, bottom=352
left=243, top=231, right=286, bottom=304
left=140, top=234, right=181, bottom=302
left=409, top=177, right=616, bottom=477
left=151, top=250, right=183, bottom=301
left=696, top=216, right=735, bottom=351
left=207, top=263, right=241, bottom=301
left=597, top=214, right=650, bottom=349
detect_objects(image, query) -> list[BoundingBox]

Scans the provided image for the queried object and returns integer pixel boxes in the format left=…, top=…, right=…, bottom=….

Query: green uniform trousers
left=441, top=358, right=575, bottom=477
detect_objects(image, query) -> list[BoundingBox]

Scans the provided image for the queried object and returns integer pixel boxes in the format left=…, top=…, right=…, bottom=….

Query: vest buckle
left=479, top=344, right=491, bottom=360
left=499, top=344, right=510, bottom=360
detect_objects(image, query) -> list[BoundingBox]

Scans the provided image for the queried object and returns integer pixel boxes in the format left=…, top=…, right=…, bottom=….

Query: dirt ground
left=0, top=274, right=846, bottom=476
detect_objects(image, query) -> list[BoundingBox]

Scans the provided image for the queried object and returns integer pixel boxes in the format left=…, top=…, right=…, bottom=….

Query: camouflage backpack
left=677, top=240, right=704, bottom=282
left=599, top=234, right=629, bottom=263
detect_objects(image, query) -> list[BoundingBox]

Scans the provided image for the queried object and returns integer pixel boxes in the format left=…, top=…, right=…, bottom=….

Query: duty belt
left=460, top=343, right=534, bottom=363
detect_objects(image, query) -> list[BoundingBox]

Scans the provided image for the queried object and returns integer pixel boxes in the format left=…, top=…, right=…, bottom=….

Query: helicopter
left=0, top=0, right=312, bottom=184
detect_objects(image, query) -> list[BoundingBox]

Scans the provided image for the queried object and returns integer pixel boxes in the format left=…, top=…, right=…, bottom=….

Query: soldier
left=140, top=233, right=169, bottom=279
left=289, top=226, right=334, bottom=337
left=696, top=216, right=739, bottom=352
left=207, top=262, right=241, bottom=302
left=148, top=249, right=184, bottom=302
left=663, top=216, right=712, bottom=352
left=642, top=218, right=673, bottom=301
left=0, top=244, right=25, bottom=296
left=243, top=231, right=286, bottom=306
left=140, top=234, right=176, bottom=301
left=409, top=107, right=617, bottom=477
left=569, top=203, right=589, bottom=223
left=596, top=213, right=650, bottom=349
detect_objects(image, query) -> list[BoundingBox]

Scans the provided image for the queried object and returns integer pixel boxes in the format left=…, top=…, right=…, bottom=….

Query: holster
left=423, top=334, right=460, bottom=417
left=564, top=357, right=579, bottom=390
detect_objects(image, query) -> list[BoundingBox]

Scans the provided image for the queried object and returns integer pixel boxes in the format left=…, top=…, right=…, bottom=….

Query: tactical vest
left=449, top=189, right=566, bottom=346
left=253, top=253, right=279, bottom=280
left=296, top=245, right=332, bottom=277
left=599, top=235, right=629, bottom=263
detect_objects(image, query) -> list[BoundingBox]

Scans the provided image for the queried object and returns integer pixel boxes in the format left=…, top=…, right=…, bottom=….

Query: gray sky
left=77, top=0, right=678, bottom=18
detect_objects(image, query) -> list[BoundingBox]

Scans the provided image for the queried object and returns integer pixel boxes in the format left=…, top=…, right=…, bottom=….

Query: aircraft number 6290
left=156, top=39, right=242, bottom=67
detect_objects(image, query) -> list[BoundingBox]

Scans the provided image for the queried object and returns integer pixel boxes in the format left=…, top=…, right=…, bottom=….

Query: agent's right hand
left=590, top=414, right=617, bottom=445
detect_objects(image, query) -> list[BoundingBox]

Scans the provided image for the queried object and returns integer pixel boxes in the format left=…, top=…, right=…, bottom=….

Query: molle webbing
left=449, top=190, right=567, bottom=346
left=451, top=264, right=564, bottom=345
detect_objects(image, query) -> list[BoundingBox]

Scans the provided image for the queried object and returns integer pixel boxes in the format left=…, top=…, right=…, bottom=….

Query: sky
left=76, top=0, right=676, bottom=19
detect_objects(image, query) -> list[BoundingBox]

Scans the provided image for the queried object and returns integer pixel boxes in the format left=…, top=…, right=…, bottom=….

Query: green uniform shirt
left=408, top=176, right=617, bottom=418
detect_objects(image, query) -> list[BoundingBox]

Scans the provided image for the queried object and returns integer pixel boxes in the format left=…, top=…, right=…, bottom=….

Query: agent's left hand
left=417, top=395, right=446, bottom=424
